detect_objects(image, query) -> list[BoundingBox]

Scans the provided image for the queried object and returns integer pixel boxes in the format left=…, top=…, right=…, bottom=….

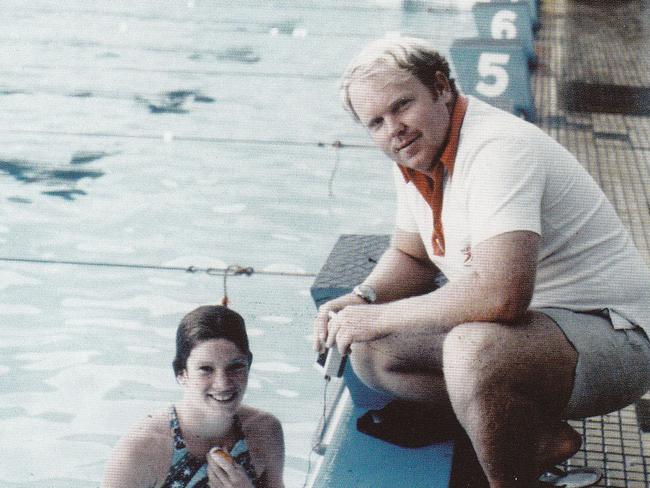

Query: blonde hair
left=339, top=37, right=457, bottom=122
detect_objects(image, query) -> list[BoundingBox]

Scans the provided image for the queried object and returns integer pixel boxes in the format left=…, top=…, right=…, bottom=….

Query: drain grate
left=567, top=405, right=650, bottom=487
left=562, top=82, right=650, bottom=116
left=593, top=132, right=632, bottom=143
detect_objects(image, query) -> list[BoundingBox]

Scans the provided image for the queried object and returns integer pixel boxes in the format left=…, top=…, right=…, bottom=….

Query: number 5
left=475, top=52, right=510, bottom=97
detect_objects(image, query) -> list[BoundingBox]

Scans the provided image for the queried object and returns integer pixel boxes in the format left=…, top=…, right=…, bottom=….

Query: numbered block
left=449, top=38, right=536, bottom=121
left=472, top=1, right=536, bottom=65
left=473, top=0, right=538, bottom=29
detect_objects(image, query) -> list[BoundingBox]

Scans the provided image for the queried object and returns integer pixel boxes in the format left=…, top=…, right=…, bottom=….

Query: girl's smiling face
left=179, top=338, right=249, bottom=415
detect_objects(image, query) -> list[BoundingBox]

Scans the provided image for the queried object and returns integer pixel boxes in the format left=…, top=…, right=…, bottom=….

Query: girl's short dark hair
left=172, top=305, right=253, bottom=376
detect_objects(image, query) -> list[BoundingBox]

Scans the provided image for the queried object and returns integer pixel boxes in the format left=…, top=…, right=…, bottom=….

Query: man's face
left=349, top=72, right=452, bottom=174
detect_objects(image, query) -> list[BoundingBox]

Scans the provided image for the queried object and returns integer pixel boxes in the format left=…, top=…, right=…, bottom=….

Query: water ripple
left=251, top=362, right=300, bottom=373
left=0, top=270, right=41, bottom=290
left=61, top=295, right=198, bottom=317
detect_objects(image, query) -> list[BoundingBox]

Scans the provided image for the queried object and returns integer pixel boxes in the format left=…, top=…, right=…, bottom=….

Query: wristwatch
left=353, top=284, right=377, bottom=304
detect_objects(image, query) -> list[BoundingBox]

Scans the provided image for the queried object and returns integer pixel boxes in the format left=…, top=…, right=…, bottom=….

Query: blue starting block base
left=309, top=234, right=488, bottom=488
left=314, top=395, right=455, bottom=487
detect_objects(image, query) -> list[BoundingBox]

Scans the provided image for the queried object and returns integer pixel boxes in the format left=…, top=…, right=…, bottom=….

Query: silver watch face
left=354, top=284, right=376, bottom=303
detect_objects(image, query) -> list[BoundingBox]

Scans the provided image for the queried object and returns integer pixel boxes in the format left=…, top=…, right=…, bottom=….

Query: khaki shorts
left=540, top=307, right=650, bottom=419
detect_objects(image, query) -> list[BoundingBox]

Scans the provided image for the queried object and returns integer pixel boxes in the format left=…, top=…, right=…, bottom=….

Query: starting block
left=450, top=37, right=536, bottom=121
left=474, top=0, right=538, bottom=30
left=472, top=1, right=536, bottom=65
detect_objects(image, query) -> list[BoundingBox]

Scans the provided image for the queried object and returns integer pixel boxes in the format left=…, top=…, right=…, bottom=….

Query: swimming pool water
left=0, top=2, right=475, bottom=486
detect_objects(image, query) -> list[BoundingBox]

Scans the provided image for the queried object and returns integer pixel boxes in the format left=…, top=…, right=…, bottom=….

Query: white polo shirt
left=395, top=96, right=650, bottom=333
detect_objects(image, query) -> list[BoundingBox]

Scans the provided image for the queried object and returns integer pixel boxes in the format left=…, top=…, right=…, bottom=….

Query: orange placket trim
left=398, top=95, right=469, bottom=256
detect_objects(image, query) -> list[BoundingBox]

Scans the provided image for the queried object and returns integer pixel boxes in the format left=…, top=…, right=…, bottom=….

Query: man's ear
left=433, top=71, right=451, bottom=97
left=177, top=371, right=187, bottom=385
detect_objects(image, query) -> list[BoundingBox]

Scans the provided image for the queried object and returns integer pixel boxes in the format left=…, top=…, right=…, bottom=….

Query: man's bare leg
left=444, top=311, right=580, bottom=486
left=349, top=327, right=452, bottom=412
left=349, top=311, right=581, bottom=487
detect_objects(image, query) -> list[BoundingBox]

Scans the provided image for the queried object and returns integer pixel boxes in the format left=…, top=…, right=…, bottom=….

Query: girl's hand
left=206, top=448, right=255, bottom=488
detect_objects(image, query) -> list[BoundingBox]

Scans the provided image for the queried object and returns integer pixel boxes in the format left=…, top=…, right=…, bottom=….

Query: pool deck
left=533, top=1, right=650, bottom=486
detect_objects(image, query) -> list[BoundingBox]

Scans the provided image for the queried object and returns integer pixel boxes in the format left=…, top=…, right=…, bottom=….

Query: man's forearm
left=362, top=246, right=439, bottom=303
left=377, top=232, right=538, bottom=335
left=378, top=271, right=507, bottom=336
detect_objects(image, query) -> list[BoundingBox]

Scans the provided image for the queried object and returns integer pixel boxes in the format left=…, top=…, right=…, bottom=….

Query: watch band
left=353, top=284, right=377, bottom=304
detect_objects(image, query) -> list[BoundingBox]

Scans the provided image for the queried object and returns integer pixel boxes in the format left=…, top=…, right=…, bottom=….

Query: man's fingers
left=337, top=337, right=351, bottom=356
left=324, top=322, right=336, bottom=349
left=333, top=317, right=352, bottom=355
left=314, top=293, right=360, bottom=352
left=313, top=308, right=331, bottom=352
left=325, top=310, right=340, bottom=350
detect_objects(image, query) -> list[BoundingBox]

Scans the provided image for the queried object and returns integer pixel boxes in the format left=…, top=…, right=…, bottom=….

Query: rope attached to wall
left=219, top=264, right=255, bottom=306
left=0, top=256, right=316, bottom=278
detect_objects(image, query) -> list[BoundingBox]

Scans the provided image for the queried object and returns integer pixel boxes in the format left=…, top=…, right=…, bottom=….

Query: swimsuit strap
left=170, top=405, right=186, bottom=450
left=230, top=414, right=262, bottom=487
left=162, top=407, right=262, bottom=488
left=161, top=406, right=208, bottom=488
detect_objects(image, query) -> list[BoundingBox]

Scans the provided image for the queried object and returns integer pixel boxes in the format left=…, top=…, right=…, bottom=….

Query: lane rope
left=0, top=256, right=316, bottom=278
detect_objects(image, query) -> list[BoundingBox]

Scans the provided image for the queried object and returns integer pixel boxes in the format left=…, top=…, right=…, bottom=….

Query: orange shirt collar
left=399, top=95, right=469, bottom=182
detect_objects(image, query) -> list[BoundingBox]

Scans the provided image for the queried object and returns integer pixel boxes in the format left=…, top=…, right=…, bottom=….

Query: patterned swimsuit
left=161, top=406, right=262, bottom=488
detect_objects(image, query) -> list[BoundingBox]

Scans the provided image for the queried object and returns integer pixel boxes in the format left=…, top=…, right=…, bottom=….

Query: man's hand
left=313, top=292, right=366, bottom=353
left=325, top=303, right=391, bottom=355
left=314, top=292, right=393, bottom=355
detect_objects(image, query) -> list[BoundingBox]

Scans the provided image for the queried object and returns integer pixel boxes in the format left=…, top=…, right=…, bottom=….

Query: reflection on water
left=216, top=46, right=261, bottom=63
left=268, top=19, right=304, bottom=35
left=68, top=90, right=94, bottom=98
left=0, top=1, right=474, bottom=486
left=41, top=189, right=88, bottom=200
left=70, top=151, right=117, bottom=165
left=0, top=159, right=103, bottom=184
left=0, top=158, right=105, bottom=200
left=136, top=89, right=216, bottom=114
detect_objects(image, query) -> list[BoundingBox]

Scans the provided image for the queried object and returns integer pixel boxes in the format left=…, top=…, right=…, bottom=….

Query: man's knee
left=442, top=321, right=511, bottom=396
left=349, top=342, right=403, bottom=392
left=442, top=315, right=578, bottom=415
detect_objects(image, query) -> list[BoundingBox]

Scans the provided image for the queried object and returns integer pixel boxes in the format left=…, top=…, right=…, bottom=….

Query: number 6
left=491, top=10, right=517, bottom=39
left=475, top=52, right=510, bottom=98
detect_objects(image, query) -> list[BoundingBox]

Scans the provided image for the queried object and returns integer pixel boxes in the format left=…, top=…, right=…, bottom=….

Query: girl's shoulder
left=130, top=409, right=171, bottom=447
left=102, top=409, right=173, bottom=488
left=120, top=409, right=173, bottom=468
left=237, top=405, right=283, bottom=438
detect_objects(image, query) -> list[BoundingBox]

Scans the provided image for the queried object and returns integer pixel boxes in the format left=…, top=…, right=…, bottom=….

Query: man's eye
left=228, top=362, right=248, bottom=373
left=199, top=366, right=214, bottom=373
left=397, top=98, right=412, bottom=109
left=368, top=118, right=382, bottom=130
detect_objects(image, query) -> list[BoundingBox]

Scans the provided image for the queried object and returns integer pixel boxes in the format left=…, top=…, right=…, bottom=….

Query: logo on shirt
left=461, top=245, right=472, bottom=265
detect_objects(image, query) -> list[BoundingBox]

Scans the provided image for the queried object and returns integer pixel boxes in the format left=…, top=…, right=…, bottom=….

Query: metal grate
left=566, top=405, right=650, bottom=487
left=519, top=1, right=650, bottom=485
left=561, top=82, right=650, bottom=116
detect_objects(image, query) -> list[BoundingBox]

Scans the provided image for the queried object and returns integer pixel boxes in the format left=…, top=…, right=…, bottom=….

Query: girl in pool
left=103, top=305, right=285, bottom=488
